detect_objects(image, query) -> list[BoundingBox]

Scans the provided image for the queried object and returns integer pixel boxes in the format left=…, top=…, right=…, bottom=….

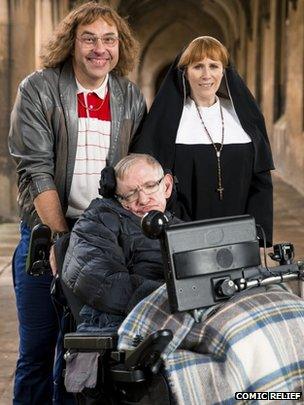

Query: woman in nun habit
left=131, top=36, right=274, bottom=246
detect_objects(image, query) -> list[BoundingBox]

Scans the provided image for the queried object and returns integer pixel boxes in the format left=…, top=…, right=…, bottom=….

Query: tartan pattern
left=118, top=284, right=304, bottom=404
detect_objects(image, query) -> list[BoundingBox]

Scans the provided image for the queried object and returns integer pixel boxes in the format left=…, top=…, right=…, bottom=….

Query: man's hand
left=34, top=190, right=69, bottom=233
left=49, top=245, right=57, bottom=276
left=34, top=190, right=69, bottom=276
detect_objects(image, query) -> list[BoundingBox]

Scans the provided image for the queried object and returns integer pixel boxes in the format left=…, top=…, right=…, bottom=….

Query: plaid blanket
left=118, top=284, right=304, bottom=404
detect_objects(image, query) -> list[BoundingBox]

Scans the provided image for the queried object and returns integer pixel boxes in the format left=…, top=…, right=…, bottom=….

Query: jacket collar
left=59, top=59, right=78, bottom=202
left=107, top=74, right=125, bottom=166
left=76, top=74, right=109, bottom=99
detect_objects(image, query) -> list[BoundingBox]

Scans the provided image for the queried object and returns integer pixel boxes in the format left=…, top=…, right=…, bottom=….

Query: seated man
left=62, top=153, right=304, bottom=402
left=62, top=153, right=176, bottom=331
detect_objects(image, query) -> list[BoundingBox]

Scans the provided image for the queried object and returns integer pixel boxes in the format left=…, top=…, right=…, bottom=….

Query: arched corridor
left=1, top=0, right=303, bottom=220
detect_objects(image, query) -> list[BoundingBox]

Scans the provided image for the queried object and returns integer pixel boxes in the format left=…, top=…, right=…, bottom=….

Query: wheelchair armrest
left=124, top=329, right=173, bottom=371
left=110, top=329, right=173, bottom=383
left=64, top=331, right=117, bottom=350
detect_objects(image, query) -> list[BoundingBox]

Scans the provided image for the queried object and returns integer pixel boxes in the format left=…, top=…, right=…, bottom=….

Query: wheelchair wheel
left=114, top=373, right=172, bottom=405
left=75, top=388, right=117, bottom=405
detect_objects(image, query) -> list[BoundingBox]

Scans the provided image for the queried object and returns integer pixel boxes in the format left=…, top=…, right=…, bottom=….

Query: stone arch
left=138, top=20, right=200, bottom=106
left=138, top=18, right=224, bottom=106
left=119, top=1, right=247, bottom=107
left=154, top=63, right=171, bottom=95
left=214, top=0, right=247, bottom=73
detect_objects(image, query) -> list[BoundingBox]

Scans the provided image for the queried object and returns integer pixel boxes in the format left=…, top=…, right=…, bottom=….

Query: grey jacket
left=8, top=59, right=146, bottom=227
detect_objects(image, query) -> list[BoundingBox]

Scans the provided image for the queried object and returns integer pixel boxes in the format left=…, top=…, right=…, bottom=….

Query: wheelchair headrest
left=99, top=166, right=116, bottom=198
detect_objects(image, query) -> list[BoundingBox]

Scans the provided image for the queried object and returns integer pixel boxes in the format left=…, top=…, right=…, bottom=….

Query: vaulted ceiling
left=114, top=0, right=249, bottom=104
left=118, top=0, right=249, bottom=51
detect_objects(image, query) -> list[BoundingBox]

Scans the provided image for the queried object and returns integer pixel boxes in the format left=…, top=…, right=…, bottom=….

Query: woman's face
left=186, top=57, right=224, bottom=105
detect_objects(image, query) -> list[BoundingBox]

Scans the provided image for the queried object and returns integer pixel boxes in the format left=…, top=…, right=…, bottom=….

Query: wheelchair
left=27, top=213, right=304, bottom=404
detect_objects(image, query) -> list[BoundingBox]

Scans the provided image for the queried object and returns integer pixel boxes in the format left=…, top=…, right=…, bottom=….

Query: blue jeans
left=12, top=223, right=75, bottom=405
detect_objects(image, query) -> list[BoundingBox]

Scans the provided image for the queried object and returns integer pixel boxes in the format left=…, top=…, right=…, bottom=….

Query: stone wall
left=0, top=0, right=14, bottom=220
left=244, top=0, right=304, bottom=195
left=0, top=0, right=69, bottom=221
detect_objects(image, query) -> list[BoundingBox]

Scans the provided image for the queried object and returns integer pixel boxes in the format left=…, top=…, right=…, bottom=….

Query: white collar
left=187, top=95, right=220, bottom=111
left=76, top=74, right=109, bottom=99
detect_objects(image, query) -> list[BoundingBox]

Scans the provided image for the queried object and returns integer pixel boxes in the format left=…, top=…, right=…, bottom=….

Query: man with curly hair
left=8, top=2, right=145, bottom=404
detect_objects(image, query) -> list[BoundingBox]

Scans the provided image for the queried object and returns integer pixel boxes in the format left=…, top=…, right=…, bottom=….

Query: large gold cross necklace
left=194, top=100, right=225, bottom=200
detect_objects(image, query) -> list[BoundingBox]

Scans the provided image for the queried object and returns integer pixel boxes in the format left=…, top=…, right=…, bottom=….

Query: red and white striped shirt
left=67, top=76, right=111, bottom=218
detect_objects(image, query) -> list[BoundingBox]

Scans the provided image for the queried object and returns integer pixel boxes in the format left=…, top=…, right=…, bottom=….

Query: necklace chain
left=195, top=100, right=225, bottom=200
left=78, top=92, right=107, bottom=112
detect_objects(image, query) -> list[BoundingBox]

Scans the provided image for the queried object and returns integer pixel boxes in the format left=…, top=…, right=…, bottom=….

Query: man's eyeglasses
left=116, top=177, right=164, bottom=204
left=77, top=34, right=119, bottom=48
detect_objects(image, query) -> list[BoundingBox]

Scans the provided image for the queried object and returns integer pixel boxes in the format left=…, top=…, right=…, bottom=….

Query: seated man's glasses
left=116, top=177, right=164, bottom=204
left=77, top=34, right=119, bottom=48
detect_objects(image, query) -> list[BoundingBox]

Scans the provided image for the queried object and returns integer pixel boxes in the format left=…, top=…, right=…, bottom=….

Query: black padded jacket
left=62, top=198, right=176, bottom=315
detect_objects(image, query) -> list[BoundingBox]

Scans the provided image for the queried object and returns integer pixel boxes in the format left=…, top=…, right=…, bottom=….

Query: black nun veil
left=130, top=55, right=274, bottom=245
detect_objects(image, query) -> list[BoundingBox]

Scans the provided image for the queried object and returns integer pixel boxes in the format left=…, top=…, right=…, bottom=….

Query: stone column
left=35, top=0, right=70, bottom=68
left=286, top=0, right=304, bottom=136
left=260, top=0, right=276, bottom=134
left=1, top=0, right=70, bottom=221
left=6, top=0, right=36, bottom=221
left=246, top=0, right=259, bottom=97
left=0, top=0, right=16, bottom=220
left=10, top=0, right=36, bottom=100
left=284, top=0, right=304, bottom=194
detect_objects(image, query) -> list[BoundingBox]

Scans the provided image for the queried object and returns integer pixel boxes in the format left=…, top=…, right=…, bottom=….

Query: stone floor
left=0, top=174, right=303, bottom=404
left=0, top=223, right=19, bottom=404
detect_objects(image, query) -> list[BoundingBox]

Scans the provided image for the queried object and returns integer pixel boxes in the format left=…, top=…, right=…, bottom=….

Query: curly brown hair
left=40, top=1, right=139, bottom=76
